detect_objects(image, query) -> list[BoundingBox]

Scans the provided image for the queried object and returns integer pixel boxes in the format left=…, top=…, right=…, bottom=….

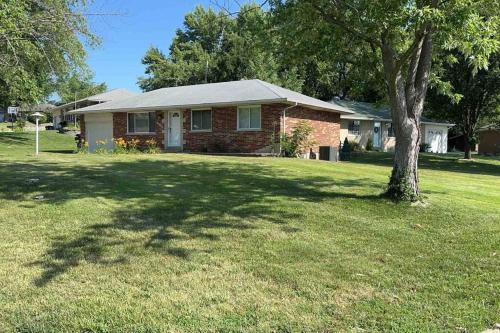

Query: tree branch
left=308, top=1, right=381, bottom=47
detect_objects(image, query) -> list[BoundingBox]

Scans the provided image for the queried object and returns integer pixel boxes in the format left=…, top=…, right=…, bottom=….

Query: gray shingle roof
left=68, top=80, right=353, bottom=114
left=52, top=88, right=137, bottom=112
left=332, top=100, right=453, bottom=126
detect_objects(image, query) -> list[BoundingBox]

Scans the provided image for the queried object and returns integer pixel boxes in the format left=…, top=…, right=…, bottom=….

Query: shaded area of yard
left=350, top=151, right=500, bottom=176
left=1, top=157, right=380, bottom=287
left=0, top=132, right=499, bottom=332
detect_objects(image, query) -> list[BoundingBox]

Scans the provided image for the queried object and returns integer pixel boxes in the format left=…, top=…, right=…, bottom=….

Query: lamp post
left=32, top=112, right=43, bottom=156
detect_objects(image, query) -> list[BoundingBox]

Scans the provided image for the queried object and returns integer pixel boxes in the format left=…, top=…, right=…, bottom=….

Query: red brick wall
left=113, top=112, right=165, bottom=149
left=107, top=104, right=341, bottom=153
left=479, top=130, right=500, bottom=155
left=285, top=106, right=341, bottom=153
left=182, top=104, right=282, bottom=153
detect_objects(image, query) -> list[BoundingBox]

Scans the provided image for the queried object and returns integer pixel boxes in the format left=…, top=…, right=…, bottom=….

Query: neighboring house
left=330, top=100, right=453, bottom=154
left=69, top=80, right=353, bottom=154
left=0, top=104, right=54, bottom=123
left=478, top=124, right=500, bottom=155
left=447, top=133, right=478, bottom=153
left=50, top=88, right=137, bottom=128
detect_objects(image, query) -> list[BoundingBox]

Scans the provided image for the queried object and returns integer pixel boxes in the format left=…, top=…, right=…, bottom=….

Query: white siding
left=423, top=124, right=448, bottom=153
left=85, top=113, right=114, bottom=152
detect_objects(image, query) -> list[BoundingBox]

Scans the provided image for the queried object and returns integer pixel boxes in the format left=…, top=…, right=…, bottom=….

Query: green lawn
left=0, top=131, right=499, bottom=332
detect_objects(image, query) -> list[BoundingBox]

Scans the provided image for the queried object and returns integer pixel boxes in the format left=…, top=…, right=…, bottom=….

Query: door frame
left=165, top=110, right=183, bottom=148
left=373, top=121, right=382, bottom=148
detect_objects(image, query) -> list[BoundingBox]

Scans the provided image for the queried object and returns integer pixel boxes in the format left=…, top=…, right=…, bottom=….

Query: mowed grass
left=0, top=131, right=499, bottom=332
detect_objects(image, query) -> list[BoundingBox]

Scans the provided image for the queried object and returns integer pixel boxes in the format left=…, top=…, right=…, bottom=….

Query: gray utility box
left=319, top=146, right=339, bottom=162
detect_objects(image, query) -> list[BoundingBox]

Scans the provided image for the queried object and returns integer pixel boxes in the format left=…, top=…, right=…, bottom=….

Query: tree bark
left=384, top=75, right=422, bottom=201
left=463, top=137, right=472, bottom=159
left=380, top=27, right=433, bottom=201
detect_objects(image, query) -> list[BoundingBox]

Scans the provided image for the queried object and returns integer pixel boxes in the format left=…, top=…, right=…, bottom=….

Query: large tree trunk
left=384, top=79, right=422, bottom=201
left=463, top=134, right=472, bottom=159
left=380, top=27, right=433, bottom=201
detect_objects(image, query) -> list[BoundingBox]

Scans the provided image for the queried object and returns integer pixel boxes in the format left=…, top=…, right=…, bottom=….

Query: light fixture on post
left=32, top=112, right=43, bottom=156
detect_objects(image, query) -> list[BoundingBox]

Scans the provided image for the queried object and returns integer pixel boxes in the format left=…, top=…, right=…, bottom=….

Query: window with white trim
left=128, top=112, right=155, bottom=133
left=348, top=120, right=360, bottom=135
left=238, top=105, right=261, bottom=130
left=191, top=109, right=212, bottom=131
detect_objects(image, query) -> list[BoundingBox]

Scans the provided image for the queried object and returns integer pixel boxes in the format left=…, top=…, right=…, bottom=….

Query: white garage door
left=85, top=113, right=114, bottom=152
left=425, top=125, right=448, bottom=154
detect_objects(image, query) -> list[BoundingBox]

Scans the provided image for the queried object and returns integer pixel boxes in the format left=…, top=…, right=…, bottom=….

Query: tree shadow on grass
left=41, top=149, right=75, bottom=154
left=0, top=133, right=31, bottom=146
left=0, top=157, right=383, bottom=286
left=349, top=152, right=500, bottom=176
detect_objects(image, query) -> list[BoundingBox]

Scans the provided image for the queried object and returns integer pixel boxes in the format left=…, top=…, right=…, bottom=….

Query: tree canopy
left=138, top=4, right=384, bottom=101
left=0, top=0, right=98, bottom=108
left=270, top=0, right=499, bottom=200
left=426, top=51, right=500, bottom=158
left=138, top=5, right=302, bottom=92
left=57, top=71, right=107, bottom=104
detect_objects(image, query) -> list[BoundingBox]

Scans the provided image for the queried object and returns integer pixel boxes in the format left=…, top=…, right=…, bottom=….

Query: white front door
left=168, top=111, right=181, bottom=147
left=373, top=122, right=382, bottom=148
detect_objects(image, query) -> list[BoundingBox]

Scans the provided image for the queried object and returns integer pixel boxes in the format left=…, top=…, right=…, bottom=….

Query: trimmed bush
left=280, top=120, right=316, bottom=157
left=340, top=137, right=351, bottom=160
left=366, top=138, right=373, bottom=151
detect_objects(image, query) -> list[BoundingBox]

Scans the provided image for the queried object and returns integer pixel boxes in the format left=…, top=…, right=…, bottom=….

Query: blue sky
left=85, top=0, right=231, bottom=93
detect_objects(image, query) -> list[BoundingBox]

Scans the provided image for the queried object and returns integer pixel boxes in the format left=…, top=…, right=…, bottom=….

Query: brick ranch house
left=70, top=80, right=353, bottom=154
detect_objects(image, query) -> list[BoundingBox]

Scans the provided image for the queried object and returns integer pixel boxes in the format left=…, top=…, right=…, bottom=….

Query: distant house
left=478, top=124, right=500, bottom=155
left=68, top=80, right=353, bottom=154
left=330, top=100, right=453, bottom=154
left=50, top=89, right=137, bottom=128
left=0, top=104, right=54, bottom=123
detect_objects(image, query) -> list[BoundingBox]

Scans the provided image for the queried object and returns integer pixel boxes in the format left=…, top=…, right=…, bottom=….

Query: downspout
left=280, top=102, right=298, bottom=155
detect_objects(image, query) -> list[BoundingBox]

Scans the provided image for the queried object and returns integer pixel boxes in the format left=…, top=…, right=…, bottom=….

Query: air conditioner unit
left=319, top=146, right=339, bottom=162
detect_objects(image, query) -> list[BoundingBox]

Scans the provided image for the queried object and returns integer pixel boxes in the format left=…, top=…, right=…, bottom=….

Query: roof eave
left=287, top=100, right=354, bottom=114
left=69, top=98, right=291, bottom=114
left=341, top=114, right=391, bottom=121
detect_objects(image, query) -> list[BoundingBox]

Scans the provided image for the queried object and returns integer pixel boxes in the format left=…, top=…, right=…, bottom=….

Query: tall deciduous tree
left=426, top=52, right=500, bottom=159
left=138, top=5, right=302, bottom=91
left=271, top=0, right=499, bottom=200
left=0, top=0, right=99, bottom=107
left=57, top=71, right=107, bottom=104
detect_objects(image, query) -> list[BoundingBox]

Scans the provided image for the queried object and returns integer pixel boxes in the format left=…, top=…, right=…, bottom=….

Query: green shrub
left=15, top=119, right=26, bottom=132
left=145, top=138, right=161, bottom=154
left=350, top=141, right=364, bottom=152
left=75, top=140, right=88, bottom=154
left=94, top=140, right=110, bottom=154
left=113, top=138, right=127, bottom=154
left=366, top=138, right=373, bottom=151
left=419, top=143, right=431, bottom=152
left=340, top=137, right=351, bottom=160
left=280, top=120, right=316, bottom=157
left=127, top=138, right=140, bottom=153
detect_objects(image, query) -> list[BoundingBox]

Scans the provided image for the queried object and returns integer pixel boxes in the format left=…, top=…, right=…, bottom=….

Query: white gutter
left=282, top=102, right=298, bottom=134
